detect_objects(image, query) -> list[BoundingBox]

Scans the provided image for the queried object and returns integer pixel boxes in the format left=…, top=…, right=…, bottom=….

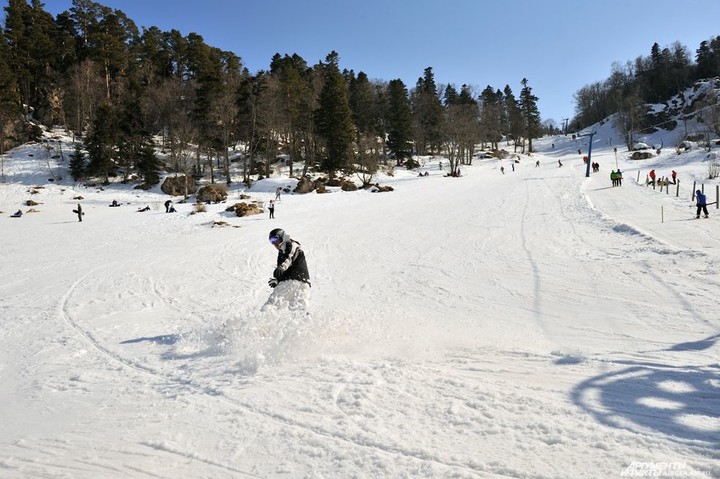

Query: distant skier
left=268, top=199, right=275, bottom=219
left=76, top=203, right=83, bottom=222
left=558, top=159, right=563, bottom=167
left=695, top=190, right=709, bottom=219
left=264, top=228, right=311, bottom=311
left=164, top=199, right=172, bottom=212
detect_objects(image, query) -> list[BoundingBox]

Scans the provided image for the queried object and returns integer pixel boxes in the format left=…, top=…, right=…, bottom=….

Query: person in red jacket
left=648, top=169, right=656, bottom=186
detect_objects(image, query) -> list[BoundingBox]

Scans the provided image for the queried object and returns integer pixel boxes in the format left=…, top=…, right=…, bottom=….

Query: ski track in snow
left=54, top=267, right=501, bottom=476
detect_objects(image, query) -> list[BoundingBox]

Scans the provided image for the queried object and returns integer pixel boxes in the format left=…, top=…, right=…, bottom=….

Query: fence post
left=676, top=179, right=680, bottom=197
left=692, top=181, right=696, bottom=201
left=637, top=171, right=641, bottom=183
left=717, top=185, right=719, bottom=209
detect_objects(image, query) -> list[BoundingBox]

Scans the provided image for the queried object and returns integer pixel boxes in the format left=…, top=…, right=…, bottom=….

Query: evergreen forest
left=1, top=0, right=719, bottom=186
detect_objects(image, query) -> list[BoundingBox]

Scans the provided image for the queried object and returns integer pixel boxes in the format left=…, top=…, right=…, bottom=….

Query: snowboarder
left=695, top=190, right=709, bottom=219
left=265, top=228, right=311, bottom=311
left=500, top=166, right=504, bottom=174
left=76, top=203, right=82, bottom=222
left=10, top=209, right=22, bottom=218
left=164, top=199, right=172, bottom=212
left=648, top=169, right=656, bottom=186
left=275, top=187, right=282, bottom=202
left=558, top=159, right=563, bottom=167
left=671, top=170, right=677, bottom=184
left=268, top=199, right=275, bottom=219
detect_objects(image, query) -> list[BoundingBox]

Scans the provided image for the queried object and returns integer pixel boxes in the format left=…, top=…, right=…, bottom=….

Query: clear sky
left=31, top=0, right=720, bottom=124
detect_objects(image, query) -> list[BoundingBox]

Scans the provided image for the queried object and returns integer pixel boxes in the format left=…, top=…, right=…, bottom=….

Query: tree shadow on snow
left=569, top=350, right=720, bottom=446
left=664, top=333, right=720, bottom=352
left=121, top=334, right=181, bottom=346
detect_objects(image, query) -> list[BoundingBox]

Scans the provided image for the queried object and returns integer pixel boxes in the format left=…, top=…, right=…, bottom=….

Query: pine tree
left=136, top=138, right=160, bottom=185
left=695, top=39, right=719, bottom=79
left=85, top=102, right=118, bottom=183
left=504, top=85, right=523, bottom=152
left=479, top=86, right=504, bottom=150
left=411, top=67, right=444, bottom=155
left=269, top=53, right=311, bottom=177
left=315, top=51, right=354, bottom=180
left=519, top=78, right=541, bottom=153
left=386, top=79, right=413, bottom=163
left=0, top=28, right=20, bottom=119
left=187, top=33, right=222, bottom=132
left=348, top=71, right=377, bottom=140
left=68, top=142, right=86, bottom=181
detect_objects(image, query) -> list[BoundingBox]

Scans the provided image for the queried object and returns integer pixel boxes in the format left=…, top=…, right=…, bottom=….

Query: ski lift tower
left=578, top=131, right=597, bottom=178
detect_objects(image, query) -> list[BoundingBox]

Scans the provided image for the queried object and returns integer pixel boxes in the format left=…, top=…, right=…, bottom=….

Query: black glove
left=273, top=267, right=284, bottom=280
left=268, top=278, right=278, bottom=288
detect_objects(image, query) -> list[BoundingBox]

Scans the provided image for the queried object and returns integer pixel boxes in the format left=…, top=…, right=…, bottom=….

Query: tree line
left=572, top=37, right=720, bottom=148
left=0, top=0, right=549, bottom=186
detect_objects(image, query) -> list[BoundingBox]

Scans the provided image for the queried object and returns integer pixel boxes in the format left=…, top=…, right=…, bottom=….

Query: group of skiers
left=610, top=169, right=623, bottom=187
left=647, top=169, right=678, bottom=187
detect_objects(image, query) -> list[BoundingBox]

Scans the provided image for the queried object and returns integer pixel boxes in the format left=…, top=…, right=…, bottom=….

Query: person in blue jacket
left=695, top=190, right=709, bottom=219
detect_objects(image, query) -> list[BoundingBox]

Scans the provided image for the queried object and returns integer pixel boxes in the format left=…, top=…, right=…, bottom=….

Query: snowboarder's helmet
left=269, top=228, right=285, bottom=244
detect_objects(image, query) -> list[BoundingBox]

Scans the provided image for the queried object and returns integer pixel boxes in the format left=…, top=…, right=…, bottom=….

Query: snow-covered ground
left=0, top=123, right=718, bottom=478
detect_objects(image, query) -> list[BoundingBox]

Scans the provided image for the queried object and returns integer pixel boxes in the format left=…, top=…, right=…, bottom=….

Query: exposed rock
left=228, top=202, right=263, bottom=217
left=161, top=175, right=196, bottom=196
left=294, top=176, right=315, bottom=194
left=369, top=184, right=394, bottom=193
left=631, top=151, right=654, bottom=160
left=196, top=184, right=228, bottom=203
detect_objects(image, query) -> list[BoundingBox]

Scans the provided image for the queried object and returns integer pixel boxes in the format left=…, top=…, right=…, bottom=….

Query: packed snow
left=0, top=119, right=718, bottom=478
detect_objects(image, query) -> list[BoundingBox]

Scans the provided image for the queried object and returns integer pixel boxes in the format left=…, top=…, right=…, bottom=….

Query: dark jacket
left=696, top=191, right=707, bottom=206
left=274, top=239, right=310, bottom=285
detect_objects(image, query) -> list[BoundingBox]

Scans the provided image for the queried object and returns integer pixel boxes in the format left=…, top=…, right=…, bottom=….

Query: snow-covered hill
left=0, top=125, right=718, bottom=478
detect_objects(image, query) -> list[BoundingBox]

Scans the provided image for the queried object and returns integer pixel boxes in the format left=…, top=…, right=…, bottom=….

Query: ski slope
left=0, top=129, right=718, bottom=478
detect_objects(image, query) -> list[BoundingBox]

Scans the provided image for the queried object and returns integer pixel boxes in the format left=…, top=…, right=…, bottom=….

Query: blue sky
left=34, top=0, right=720, bottom=124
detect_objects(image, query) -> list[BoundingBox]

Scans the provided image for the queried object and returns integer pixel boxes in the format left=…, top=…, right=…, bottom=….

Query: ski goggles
left=269, top=236, right=282, bottom=244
